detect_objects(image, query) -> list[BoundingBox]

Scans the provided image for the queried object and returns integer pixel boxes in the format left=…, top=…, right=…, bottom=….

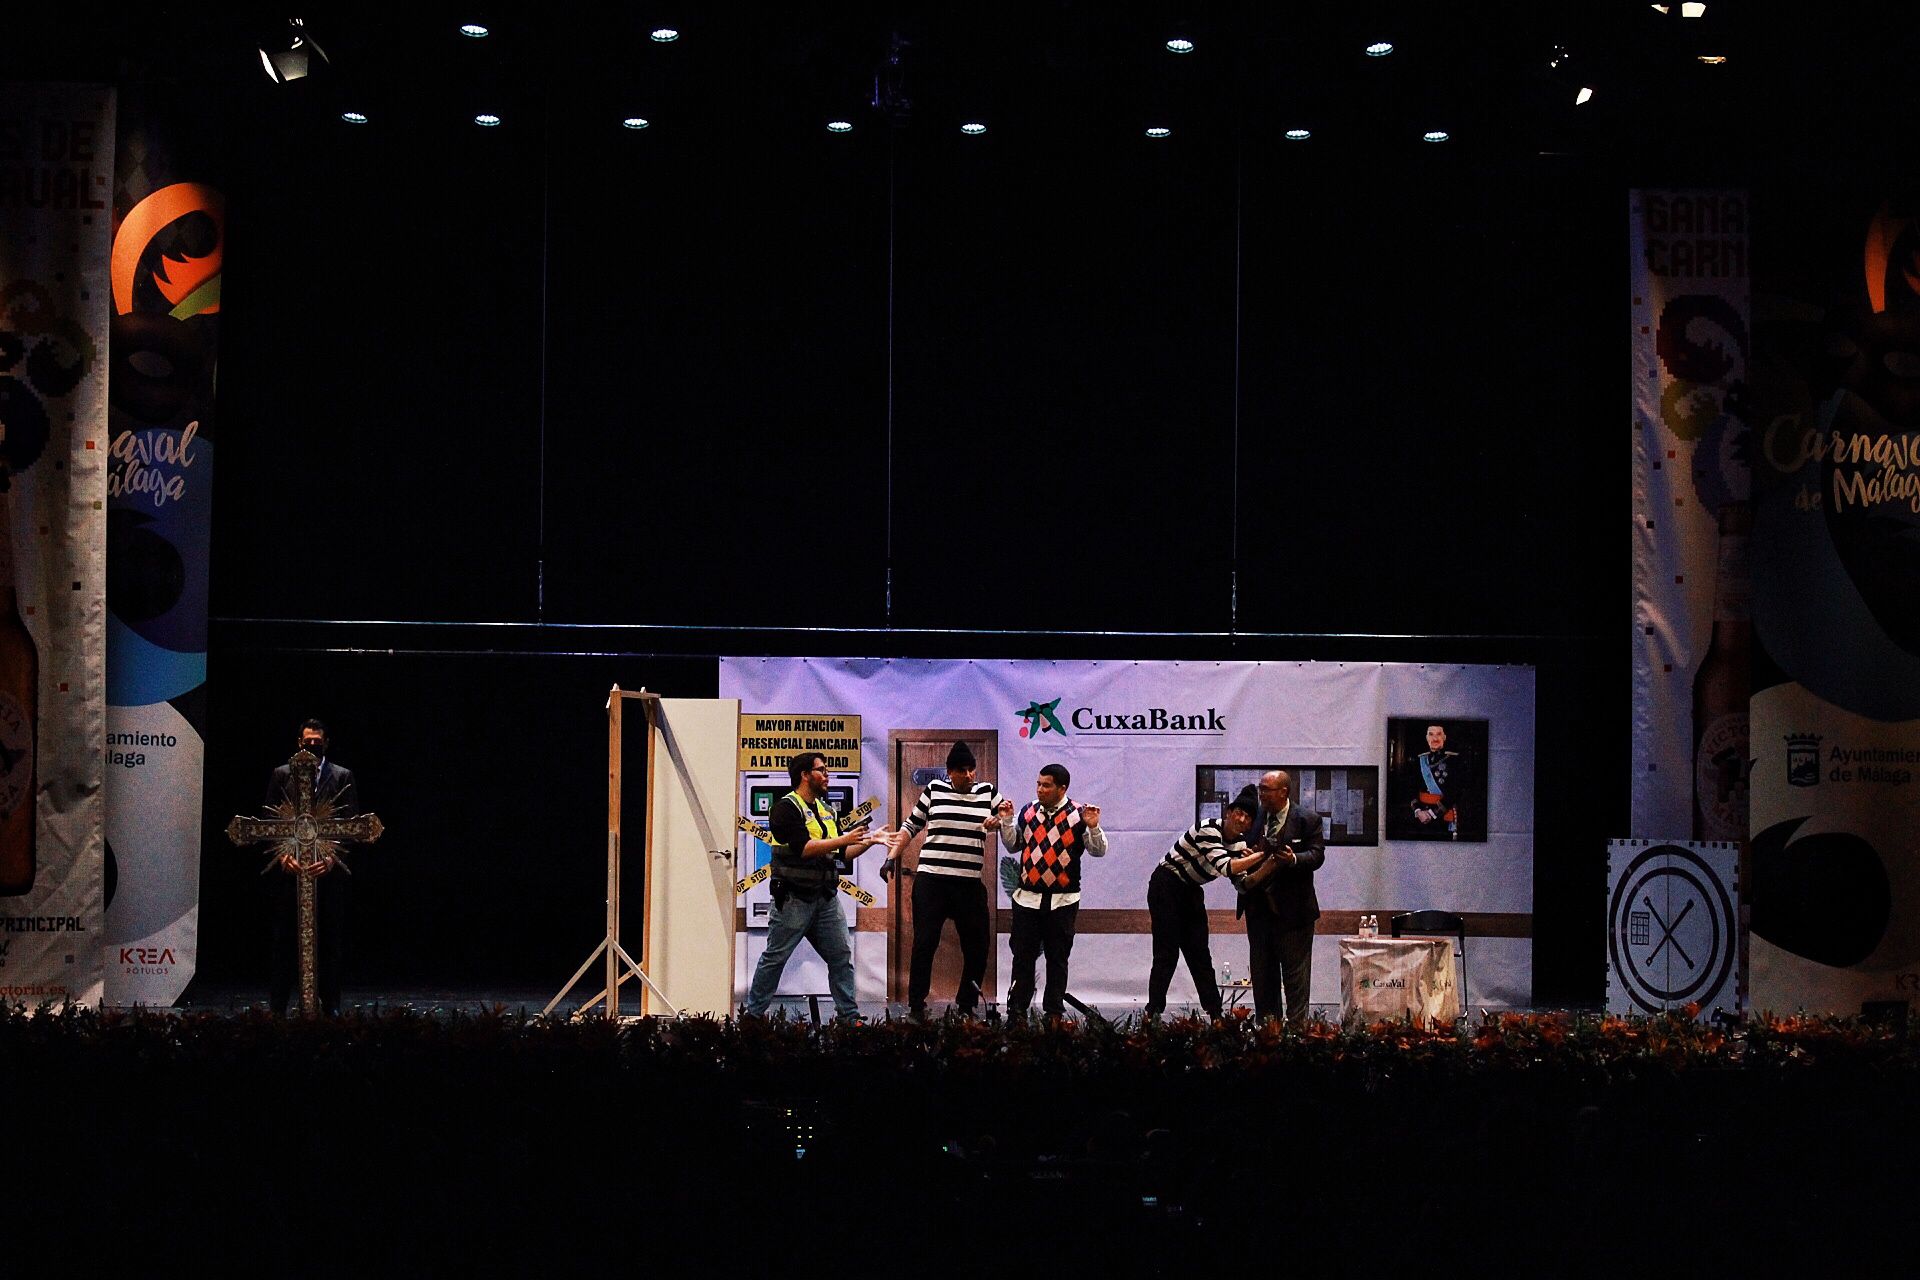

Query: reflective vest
left=772, top=790, right=839, bottom=891
left=1017, top=801, right=1088, bottom=896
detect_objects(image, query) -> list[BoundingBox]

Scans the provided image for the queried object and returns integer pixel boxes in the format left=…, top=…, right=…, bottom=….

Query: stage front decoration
left=226, top=750, right=384, bottom=1017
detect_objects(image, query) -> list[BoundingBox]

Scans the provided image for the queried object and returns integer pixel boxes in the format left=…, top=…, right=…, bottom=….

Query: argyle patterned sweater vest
left=1016, top=802, right=1088, bottom=896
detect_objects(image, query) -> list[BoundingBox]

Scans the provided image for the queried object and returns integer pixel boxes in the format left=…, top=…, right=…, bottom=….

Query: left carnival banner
left=0, top=85, right=113, bottom=1006
left=101, top=89, right=224, bottom=1005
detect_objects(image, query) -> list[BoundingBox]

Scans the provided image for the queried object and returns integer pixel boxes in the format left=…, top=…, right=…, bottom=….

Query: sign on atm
left=738, top=713, right=862, bottom=772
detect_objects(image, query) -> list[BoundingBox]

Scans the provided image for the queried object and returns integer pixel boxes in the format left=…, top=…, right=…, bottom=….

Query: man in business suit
left=265, top=718, right=359, bottom=1015
left=1238, top=769, right=1326, bottom=1025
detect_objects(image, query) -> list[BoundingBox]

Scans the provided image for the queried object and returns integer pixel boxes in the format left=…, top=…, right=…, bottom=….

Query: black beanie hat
left=1227, top=785, right=1259, bottom=817
left=946, top=741, right=977, bottom=771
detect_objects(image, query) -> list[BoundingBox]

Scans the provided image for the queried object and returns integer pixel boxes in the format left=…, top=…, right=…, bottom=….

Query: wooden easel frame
left=543, top=686, right=679, bottom=1020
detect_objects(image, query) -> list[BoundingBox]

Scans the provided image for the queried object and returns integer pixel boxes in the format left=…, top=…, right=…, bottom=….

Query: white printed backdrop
left=1629, top=189, right=1752, bottom=843
left=0, top=85, right=113, bottom=1006
left=719, top=658, right=1536, bottom=1010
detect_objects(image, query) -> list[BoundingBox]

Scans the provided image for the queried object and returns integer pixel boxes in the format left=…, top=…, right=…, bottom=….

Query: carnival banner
left=719, top=658, right=1536, bottom=1011
left=1745, top=190, right=1920, bottom=1012
left=1630, top=189, right=1753, bottom=846
left=101, top=90, right=224, bottom=1005
left=0, top=84, right=113, bottom=1005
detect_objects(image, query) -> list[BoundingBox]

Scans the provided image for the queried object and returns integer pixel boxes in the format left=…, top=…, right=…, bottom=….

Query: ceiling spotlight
left=650, top=27, right=680, bottom=42
left=1696, top=54, right=1727, bottom=64
left=257, top=19, right=329, bottom=84
left=960, top=122, right=987, bottom=135
left=1145, top=126, right=1173, bottom=138
left=1651, top=4, right=1671, bottom=12
left=1423, top=130, right=1451, bottom=143
left=340, top=110, right=369, bottom=124
left=1575, top=86, right=1595, bottom=105
left=1365, top=41, right=1394, bottom=57
left=1284, top=128, right=1311, bottom=140
left=458, top=23, right=489, bottom=38
left=1681, top=2, right=1706, bottom=15
left=623, top=117, right=651, bottom=130
left=474, top=113, right=502, bottom=127
left=1166, top=37, right=1195, bottom=54
left=827, top=120, right=853, bottom=133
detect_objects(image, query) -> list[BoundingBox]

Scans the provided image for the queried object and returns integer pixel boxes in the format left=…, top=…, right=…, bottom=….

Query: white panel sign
left=1607, top=839, right=1740, bottom=1017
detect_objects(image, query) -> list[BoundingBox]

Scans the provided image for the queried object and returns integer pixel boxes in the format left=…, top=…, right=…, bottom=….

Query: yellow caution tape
left=735, top=810, right=878, bottom=903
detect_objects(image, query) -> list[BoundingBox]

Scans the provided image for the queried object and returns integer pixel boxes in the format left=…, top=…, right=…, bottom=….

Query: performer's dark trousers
left=1244, top=897, right=1312, bottom=1024
left=271, top=871, right=347, bottom=1015
left=1007, top=898, right=1078, bottom=1017
left=909, top=872, right=989, bottom=1012
left=1145, top=867, right=1222, bottom=1017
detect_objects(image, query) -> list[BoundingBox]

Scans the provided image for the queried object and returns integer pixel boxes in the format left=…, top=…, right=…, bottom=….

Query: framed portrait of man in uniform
left=1384, top=717, right=1489, bottom=843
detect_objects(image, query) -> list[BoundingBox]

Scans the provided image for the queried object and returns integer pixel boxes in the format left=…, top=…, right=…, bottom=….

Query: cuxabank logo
left=1016, top=698, right=1066, bottom=739
left=1015, top=696, right=1228, bottom=738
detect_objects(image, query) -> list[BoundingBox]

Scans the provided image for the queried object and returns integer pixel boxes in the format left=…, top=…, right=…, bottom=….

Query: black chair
left=1389, top=910, right=1468, bottom=1014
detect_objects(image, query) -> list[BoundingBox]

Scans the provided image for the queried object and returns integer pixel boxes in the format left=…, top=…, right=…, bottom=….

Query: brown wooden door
left=887, top=729, right=999, bottom=1007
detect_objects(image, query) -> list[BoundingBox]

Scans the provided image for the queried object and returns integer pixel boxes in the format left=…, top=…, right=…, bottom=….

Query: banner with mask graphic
left=720, top=658, right=1537, bottom=1010
left=101, top=90, right=223, bottom=1005
left=0, top=84, right=113, bottom=1005
left=1745, top=189, right=1920, bottom=1012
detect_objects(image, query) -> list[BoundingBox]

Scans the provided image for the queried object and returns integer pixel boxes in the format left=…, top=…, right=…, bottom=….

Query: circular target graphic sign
left=1609, top=843, right=1736, bottom=1014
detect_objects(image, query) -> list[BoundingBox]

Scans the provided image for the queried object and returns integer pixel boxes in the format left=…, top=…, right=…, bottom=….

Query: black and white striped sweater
left=901, top=778, right=1004, bottom=879
left=1157, top=818, right=1247, bottom=886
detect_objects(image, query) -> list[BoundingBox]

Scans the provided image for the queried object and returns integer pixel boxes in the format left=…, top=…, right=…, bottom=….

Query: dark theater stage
left=8, top=4, right=1920, bottom=1271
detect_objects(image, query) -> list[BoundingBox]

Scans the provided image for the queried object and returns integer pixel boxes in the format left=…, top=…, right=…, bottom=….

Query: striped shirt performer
left=885, top=741, right=1003, bottom=1017
left=1145, top=785, right=1275, bottom=1019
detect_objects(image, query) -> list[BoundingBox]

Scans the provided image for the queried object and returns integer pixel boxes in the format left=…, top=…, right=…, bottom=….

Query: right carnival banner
left=1743, top=189, right=1920, bottom=1012
left=1638, top=187, right=1920, bottom=1012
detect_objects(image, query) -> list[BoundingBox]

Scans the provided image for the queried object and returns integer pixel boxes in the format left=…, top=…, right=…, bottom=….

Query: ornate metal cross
left=225, top=749, right=384, bottom=1016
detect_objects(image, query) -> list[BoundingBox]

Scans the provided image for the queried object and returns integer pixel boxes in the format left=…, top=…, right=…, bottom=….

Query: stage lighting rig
left=257, top=19, right=329, bottom=84
left=871, top=31, right=913, bottom=126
